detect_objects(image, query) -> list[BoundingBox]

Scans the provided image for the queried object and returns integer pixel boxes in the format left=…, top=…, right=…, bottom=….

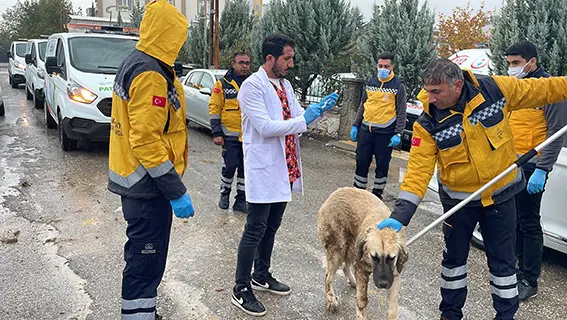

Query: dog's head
left=356, top=227, right=408, bottom=289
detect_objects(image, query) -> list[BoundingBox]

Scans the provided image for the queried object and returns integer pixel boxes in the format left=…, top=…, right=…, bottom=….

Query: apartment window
left=116, top=0, right=133, bottom=9
left=168, top=0, right=175, bottom=5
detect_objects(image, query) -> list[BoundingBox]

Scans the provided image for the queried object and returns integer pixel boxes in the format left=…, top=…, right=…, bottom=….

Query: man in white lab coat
left=231, top=33, right=339, bottom=317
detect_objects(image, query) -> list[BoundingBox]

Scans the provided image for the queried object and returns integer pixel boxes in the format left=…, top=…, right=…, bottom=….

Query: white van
left=25, top=39, right=48, bottom=109
left=7, top=40, right=28, bottom=89
left=43, top=27, right=138, bottom=151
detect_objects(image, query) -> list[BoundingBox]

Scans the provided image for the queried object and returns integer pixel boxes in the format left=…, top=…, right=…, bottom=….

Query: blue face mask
left=377, top=68, right=391, bottom=79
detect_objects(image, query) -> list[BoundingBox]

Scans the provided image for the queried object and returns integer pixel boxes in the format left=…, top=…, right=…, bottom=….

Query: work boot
left=233, top=199, right=248, bottom=214
left=219, top=194, right=229, bottom=210
left=155, top=312, right=163, bottom=320
left=372, top=189, right=383, bottom=200
left=518, top=279, right=538, bottom=300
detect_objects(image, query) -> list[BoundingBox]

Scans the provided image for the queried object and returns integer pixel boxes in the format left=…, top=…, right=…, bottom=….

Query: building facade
left=94, top=0, right=263, bottom=24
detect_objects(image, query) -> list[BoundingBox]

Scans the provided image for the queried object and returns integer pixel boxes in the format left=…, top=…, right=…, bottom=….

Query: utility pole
left=214, top=0, right=220, bottom=69
left=202, top=0, right=208, bottom=68
left=209, top=0, right=215, bottom=68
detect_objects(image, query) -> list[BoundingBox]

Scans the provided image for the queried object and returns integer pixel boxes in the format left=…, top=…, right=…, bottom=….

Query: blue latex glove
left=527, top=168, right=547, bottom=194
left=350, top=126, right=358, bottom=142
left=377, top=218, right=403, bottom=232
left=170, top=193, right=195, bottom=219
left=304, top=103, right=323, bottom=125
left=388, top=134, right=401, bottom=147
left=319, top=92, right=340, bottom=112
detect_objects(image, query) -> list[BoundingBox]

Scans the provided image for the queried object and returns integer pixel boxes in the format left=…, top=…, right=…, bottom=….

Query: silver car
left=182, top=69, right=227, bottom=130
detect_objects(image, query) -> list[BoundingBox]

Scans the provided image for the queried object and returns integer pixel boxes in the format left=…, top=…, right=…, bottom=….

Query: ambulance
left=43, top=24, right=139, bottom=151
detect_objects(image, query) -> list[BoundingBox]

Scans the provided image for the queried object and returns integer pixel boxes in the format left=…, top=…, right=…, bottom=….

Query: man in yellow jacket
left=108, top=1, right=194, bottom=318
left=505, top=41, right=567, bottom=300
left=209, top=52, right=251, bottom=213
left=377, top=58, right=567, bottom=320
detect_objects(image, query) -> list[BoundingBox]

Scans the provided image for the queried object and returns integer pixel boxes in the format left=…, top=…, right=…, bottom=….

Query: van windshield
left=38, top=42, right=47, bottom=61
left=68, top=36, right=138, bottom=74
left=15, top=43, right=26, bottom=57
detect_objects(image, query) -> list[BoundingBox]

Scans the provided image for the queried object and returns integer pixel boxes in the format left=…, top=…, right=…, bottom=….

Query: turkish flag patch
left=214, top=87, right=221, bottom=94
left=411, top=137, right=421, bottom=146
left=152, top=96, right=166, bottom=108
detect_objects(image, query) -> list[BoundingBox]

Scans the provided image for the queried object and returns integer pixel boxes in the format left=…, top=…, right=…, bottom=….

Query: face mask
left=377, top=68, right=391, bottom=79
left=507, top=59, right=532, bottom=79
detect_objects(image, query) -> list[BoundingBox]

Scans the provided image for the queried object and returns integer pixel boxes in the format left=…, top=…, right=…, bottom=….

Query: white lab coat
left=237, top=67, right=306, bottom=203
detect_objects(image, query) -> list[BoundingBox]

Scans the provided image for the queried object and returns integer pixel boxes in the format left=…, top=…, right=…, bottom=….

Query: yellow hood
left=136, top=0, right=188, bottom=66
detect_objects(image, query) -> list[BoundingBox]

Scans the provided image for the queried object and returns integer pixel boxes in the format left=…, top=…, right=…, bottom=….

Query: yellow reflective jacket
left=108, top=0, right=189, bottom=200
left=391, top=70, right=567, bottom=225
left=208, top=69, right=247, bottom=141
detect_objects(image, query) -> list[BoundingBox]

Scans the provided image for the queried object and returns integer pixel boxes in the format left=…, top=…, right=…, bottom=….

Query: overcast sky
left=0, top=0, right=504, bottom=22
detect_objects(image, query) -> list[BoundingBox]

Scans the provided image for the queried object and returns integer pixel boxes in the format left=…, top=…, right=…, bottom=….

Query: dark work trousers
left=440, top=197, right=518, bottom=320
left=234, top=202, right=288, bottom=290
left=121, top=196, right=173, bottom=319
left=221, top=139, right=245, bottom=201
left=353, top=126, right=394, bottom=197
left=516, top=163, right=546, bottom=287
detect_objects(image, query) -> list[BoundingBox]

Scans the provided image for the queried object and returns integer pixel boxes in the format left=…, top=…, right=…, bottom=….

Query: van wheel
left=11, top=76, right=18, bottom=89
left=58, top=114, right=77, bottom=151
left=44, top=102, right=57, bottom=128
left=33, top=89, right=43, bottom=109
left=0, top=103, right=5, bottom=116
left=26, top=87, right=33, bottom=100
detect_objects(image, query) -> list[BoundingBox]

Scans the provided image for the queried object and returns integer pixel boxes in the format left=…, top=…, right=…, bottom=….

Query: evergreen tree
left=129, top=0, right=145, bottom=28
left=187, top=10, right=209, bottom=67
left=490, top=0, right=567, bottom=76
left=356, top=0, right=436, bottom=99
left=250, top=0, right=360, bottom=102
left=219, top=0, right=255, bottom=67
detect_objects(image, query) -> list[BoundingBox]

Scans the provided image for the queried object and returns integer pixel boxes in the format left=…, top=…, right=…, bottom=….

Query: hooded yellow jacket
left=108, top=0, right=189, bottom=200
left=390, top=70, right=567, bottom=226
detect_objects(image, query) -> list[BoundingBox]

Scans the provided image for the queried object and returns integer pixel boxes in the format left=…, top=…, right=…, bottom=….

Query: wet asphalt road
left=1, top=64, right=567, bottom=320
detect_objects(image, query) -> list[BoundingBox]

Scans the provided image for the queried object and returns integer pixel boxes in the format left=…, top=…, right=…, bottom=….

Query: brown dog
left=317, top=187, right=408, bottom=320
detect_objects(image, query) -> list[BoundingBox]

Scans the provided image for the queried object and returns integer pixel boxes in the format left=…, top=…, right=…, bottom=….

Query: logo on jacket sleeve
left=214, top=87, right=221, bottom=94
left=411, top=137, right=421, bottom=146
left=152, top=95, right=167, bottom=108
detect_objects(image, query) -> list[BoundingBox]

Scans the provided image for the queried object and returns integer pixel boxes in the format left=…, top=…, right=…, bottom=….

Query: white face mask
left=507, top=59, right=533, bottom=79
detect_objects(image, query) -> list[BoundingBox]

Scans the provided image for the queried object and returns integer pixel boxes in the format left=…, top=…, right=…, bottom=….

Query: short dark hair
left=378, top=52, right=395, bottom=63
left=422, top=58, right=464, bottom=86
left=232, top=51, right=249, bottom=61
left=262, top=33, right=295, bottom=62
left=506, top=41, right=538, bottom=61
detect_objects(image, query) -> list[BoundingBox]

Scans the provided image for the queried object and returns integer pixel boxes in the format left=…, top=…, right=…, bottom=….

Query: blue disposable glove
left=170, top=193, right=195, bottom=219
left=527, top=168, right=547, bottom=194
left=388, top=134, right=401, bottom=147
left=350, top=126, right=358, bottom=142
left=377, top=217, right=403, bottom=232
left=304, top=103, right=323, bottom=125
left=319, top=92, right=340, bottom=112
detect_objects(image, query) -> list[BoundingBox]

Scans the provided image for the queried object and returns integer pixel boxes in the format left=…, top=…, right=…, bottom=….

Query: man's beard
left=272, top=64, right=286, bottom=79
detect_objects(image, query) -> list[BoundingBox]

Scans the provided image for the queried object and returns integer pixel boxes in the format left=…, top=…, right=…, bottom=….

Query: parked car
left=44, top=26, right=138, bottom=151
left=182, top=68, right=227, bottom=130
left=24, top=38, right=48, bottom=109
left=0, top=84, right=5, bottom=116
left=7, top=40, right=28, bottom=89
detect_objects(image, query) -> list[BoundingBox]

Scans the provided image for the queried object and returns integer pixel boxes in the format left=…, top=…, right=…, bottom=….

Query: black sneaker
left=219, top=194, right=229, bottom=210
left=231, top=287, right=266, bottom=317
left=251, top=274, right=291, bottom=296
left=518, top=279, right=538, bottom=300
left=233, top=200, right=248, bottom=214
left=155, top=313, right=163, bottom=320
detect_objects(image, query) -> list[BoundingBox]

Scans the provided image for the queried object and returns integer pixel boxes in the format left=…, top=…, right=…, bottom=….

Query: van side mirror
left=25, top=53, right=32, bottom=64
left=6, top=51, right=11, bottom=59
left=45, top=56, right=60, bottom=74
left=174, top=61, right=183, bottom=77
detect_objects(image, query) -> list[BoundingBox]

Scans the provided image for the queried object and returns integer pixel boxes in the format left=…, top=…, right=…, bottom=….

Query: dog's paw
left=325, top=296, right=339, bottom=313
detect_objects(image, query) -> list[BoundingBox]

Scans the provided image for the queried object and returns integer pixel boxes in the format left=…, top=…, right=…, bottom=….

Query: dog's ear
left=355, top=233, right=367, bottom=262
left=396, top=242, right=408, bottom=273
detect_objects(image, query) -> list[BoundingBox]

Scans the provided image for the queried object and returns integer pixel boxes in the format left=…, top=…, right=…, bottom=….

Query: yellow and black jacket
left=509, top=66, right=567, bottom=172
left=391, top=70, right=567, bottom=225
left=208, top=68, right=247, bottom=141
left=108, top=0, right=189, bottom=200
left=353, top=72, right=407, bottom=134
